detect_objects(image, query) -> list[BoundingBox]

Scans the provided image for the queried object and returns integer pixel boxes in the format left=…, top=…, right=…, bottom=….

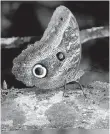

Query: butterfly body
left=12, top=6, right=81, bottom=89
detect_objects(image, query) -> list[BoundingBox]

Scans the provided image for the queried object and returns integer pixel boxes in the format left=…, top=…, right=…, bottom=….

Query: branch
left=1, top=80, right=109, bottom=131
left=1, top=36, right=40, bottom=49
left=80, top=26, right=109, bottom=44
left=1, top=26, right=109, bottom=49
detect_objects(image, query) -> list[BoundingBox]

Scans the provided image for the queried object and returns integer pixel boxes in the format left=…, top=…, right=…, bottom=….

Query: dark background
left=1, top=1, right=109, bottom=88
left=1, top=1, right=109, bottom=37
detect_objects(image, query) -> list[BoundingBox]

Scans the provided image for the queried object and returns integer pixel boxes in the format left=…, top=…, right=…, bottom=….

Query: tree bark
left=1, top=81, right=109, bottom=131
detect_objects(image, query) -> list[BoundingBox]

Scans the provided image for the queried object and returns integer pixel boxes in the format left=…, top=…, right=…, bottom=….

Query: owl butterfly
left=12, top=6, right=81, bottom=89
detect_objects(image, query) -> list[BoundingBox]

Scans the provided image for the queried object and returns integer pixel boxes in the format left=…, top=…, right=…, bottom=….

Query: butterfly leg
left=72, top=81, right=87, bottom=98
left=63, top=80, right=87, bottom=98
left=63, top=79, right=68, bottom=97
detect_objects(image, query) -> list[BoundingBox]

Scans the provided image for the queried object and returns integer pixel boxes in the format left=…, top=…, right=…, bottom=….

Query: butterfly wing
left=12, top=6, right=81, bottom=89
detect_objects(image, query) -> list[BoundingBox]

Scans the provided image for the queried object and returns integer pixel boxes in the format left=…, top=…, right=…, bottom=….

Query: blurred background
left=1, top=1, right=109, bottom=134
left=1, top=1, right=109, bottom=37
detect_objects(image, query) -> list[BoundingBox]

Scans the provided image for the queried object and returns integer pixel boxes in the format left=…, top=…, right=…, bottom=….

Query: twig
left=80, top=26, right=109, bottom=44
left=1, top=26, right=109, bottom=49
left=0, top=36, right=40, bottom=49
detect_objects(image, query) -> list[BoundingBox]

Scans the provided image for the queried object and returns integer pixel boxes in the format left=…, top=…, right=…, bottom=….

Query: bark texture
left=1, top=80, right=109, bottom=131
